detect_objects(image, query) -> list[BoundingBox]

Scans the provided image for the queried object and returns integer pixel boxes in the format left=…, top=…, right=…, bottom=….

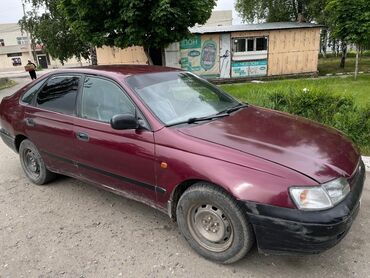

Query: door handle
left=76, top=132, right=89, bottom=142
left=25, top=118, right=35, bottom=127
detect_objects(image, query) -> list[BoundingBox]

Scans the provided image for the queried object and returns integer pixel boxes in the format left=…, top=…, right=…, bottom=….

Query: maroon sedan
left=0, top=66, right=365, bottom=263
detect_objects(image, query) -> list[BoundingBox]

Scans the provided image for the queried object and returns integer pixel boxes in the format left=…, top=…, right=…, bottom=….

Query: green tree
left=326, top=0, right=370, bottom=79
left=18, top=9, right=38, bottom=62
left=59, top=0, right=216, bottom=62
left=235, top=0, right=317, bottom=23
left=19, top=0, right=91, bottom=65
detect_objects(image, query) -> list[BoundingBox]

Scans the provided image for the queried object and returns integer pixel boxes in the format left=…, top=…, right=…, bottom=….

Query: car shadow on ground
left=47, top=174, right=366, bottom=275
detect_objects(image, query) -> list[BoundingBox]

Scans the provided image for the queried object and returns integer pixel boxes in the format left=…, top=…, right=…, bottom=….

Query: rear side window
left=37, top=76, right=80, bottom=115
left=21, top=79, right=46, bottom=104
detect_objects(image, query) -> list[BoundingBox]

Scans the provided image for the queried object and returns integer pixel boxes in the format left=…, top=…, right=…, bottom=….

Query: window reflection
left=37, top=76, right=80, bottom=115
left=81, top=77, right=135, bottom=123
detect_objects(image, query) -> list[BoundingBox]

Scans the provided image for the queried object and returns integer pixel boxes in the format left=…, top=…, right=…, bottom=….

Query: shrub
left=0, top=78, right=9, bottom=86
left=266, top=88, right=370, bottom=154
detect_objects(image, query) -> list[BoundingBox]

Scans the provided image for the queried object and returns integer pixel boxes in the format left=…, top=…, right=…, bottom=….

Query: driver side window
left=81, top=77, right=135, bottom=123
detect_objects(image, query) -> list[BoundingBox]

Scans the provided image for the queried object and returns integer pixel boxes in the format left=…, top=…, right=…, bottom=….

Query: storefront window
left=256, top=37, right=268, bottom=51
left=233, top=37, right=268, bottom=52
left=233, top=39, right=246, bottom=52
left=247, top=39, right=254, bottom=51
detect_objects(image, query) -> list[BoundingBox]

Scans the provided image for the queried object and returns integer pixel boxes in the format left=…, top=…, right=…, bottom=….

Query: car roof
left=47, top=65, right=183, bottom=78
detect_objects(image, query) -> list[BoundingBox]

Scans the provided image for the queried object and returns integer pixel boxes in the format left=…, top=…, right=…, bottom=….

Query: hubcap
left=187, top=204, right=233, bottom=252
left=24, top=149, right=40, bottom=178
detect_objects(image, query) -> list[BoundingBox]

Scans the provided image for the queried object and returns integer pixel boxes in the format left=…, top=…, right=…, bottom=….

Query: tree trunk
left=340, top=42, right=347, bottom=68
left=297, top=0, right=305, bottom=22
left=90, top=46, right=97, bottom=66
left=354, top=44, right=360, bottom=80
left=30, top=35, right=38, bottom=66
left=331, top=39, right=336, bottom=56
left=144, top=47, right=153, bottom=65
left=291, top=0, right=298, bottom=20
left=320, top=29, right=327, bottom=58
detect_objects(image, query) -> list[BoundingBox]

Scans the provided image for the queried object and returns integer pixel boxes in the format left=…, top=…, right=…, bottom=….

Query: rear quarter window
left=21, top=79, right=47, bottom=104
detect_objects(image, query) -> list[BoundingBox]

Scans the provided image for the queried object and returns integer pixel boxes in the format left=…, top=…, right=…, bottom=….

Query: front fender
left=155, top=142, right=317, bottom=210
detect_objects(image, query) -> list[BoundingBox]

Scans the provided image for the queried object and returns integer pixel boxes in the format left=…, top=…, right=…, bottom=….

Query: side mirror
left=110, top=114, right=139, bottom=130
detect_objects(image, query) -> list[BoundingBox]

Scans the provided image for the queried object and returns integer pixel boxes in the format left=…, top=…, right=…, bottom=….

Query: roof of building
left=190, top=22, right=323, bottom=34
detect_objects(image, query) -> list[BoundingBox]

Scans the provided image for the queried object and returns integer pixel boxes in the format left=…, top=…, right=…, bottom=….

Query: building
left=97, top=20, right=322, bottom=80
left=96, top=10, right=234, bottom=66
left=96, top=46, right=148, bottom=66
left=200, top=10, right=233, bottom=27
left=0, top=23, right=89, bottom=72
left=165, top=22, right=322, bottom=79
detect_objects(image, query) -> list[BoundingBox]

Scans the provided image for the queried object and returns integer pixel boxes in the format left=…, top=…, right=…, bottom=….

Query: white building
left=0, top=23, right=89, bottom=72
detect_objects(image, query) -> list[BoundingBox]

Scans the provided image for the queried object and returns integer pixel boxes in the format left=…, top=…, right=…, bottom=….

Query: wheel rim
left=187, top=204, right=233, bottom=252
left=23, top=149, right=41, bottom=179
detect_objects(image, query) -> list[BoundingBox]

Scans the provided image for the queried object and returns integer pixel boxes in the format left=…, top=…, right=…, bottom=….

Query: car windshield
left=126, top=72, right=241, bottom=126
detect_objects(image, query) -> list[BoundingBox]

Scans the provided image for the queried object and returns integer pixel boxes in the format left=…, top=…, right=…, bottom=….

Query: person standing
left=25, top=60, right=37, bottom=80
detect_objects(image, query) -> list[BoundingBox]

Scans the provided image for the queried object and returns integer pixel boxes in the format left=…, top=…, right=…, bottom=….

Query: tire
left=176, top=182, right=254, bottom=264
left=19, top=139, right=56, bottom=185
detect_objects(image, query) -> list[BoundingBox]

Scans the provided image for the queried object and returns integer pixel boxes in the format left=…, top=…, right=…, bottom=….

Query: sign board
left=231, top=60, right=267, bottom=77
left=179, top=35, right=220, bottom=77
left=180, top=36, right=201, bottom=49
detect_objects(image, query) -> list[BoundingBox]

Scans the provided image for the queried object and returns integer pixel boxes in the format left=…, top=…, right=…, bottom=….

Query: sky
left=0, top=0, right=242, bottom=24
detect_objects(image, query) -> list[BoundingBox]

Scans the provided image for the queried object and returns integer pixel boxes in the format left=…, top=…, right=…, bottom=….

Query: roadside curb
left=362, top=156, right=370, bottom=172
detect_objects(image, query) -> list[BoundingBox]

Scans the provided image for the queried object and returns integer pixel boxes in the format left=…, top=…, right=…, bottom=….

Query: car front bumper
left=244, top=160, right=365, bottom=255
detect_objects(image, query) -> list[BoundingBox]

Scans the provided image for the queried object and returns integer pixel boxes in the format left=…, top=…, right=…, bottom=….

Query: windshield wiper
left=187, top=113, right=229, bottom=124
left=166, top=113, right=229, bottom=127
left=217, top=103, right=248, bottom=115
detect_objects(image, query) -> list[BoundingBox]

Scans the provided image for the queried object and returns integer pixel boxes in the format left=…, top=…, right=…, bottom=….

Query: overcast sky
left=0, top=0, right=242, bottom=24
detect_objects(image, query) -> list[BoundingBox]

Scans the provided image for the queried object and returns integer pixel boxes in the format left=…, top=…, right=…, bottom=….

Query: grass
left=220, top=74, right=370, bottom=108
left=0, top=79, right=16, bottom=91
left=318, top=55, right=370, bottom=75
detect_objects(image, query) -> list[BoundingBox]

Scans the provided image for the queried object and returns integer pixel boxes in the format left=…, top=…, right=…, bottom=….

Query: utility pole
left=22, top=1, right=35, bottom=64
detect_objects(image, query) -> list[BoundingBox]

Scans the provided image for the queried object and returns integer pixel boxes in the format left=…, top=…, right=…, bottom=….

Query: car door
left=73, top=75, right=158, bottom=202
left=23, top=74, right=82, bottom=176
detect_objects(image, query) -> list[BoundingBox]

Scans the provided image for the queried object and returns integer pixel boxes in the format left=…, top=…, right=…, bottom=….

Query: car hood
left=179, top=106, right=359, bottom=183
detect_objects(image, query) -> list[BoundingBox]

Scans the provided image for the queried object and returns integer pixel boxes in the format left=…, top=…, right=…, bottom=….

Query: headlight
left=289, top=178, right=350, bottom=210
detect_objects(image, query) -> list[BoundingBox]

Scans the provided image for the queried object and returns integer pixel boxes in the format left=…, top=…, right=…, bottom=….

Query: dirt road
left=0, top=79, right=369, bottom=277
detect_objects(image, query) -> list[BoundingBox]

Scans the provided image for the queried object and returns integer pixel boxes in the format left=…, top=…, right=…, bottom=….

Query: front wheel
left=19, top=139, right=56, bottom=185
left=176, top=182, right=254, bottom=264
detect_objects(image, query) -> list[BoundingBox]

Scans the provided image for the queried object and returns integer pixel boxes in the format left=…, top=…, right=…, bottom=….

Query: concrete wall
left=96, top=46, right=148, bottom=65
left=0, top=23, right=90, bottom=72
left=0, top=24, right=28, bottom=46
left=0, top=52, right=90, bottom=72
left=48, top=56, right=90, bottom=69
left=0, top=51, right=31, bottom=72
left=203, top=10, right=232, bottom=27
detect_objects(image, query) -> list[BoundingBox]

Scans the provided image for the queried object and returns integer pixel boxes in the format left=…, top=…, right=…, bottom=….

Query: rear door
left=24, top=74, right=82, bottom=176
left=73, top=75, right=158, bottom=202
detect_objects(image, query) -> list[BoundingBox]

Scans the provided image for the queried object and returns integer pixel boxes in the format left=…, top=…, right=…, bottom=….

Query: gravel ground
left=0, top=78, right=369, bottom=277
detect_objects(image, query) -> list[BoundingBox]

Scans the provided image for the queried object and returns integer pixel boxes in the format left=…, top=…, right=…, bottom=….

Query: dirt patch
left=0, top=140, right=370, bottom=277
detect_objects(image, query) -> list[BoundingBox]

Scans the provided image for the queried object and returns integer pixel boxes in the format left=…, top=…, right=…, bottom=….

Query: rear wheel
left=176, top=182, right=254, bottom=264
left=19, top=139, right=56, bottom=185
